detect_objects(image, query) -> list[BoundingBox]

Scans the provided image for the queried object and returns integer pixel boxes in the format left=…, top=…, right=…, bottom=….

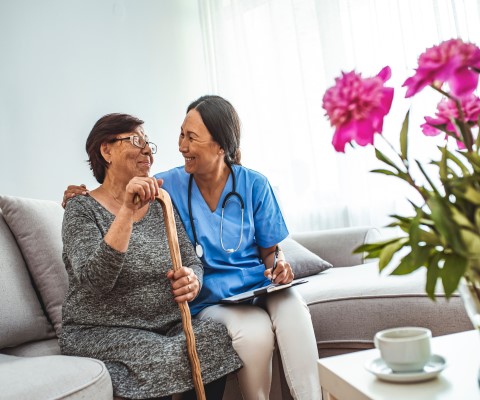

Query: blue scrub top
left=155, top=165, right=289, bottom=315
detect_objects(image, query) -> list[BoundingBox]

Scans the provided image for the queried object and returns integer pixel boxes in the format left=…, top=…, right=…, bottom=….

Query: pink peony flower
left=403, top=39, right=480, bottom=98
left=421, top=94, right=480, bottom=149
left=322, top=66, right=394, bottom=152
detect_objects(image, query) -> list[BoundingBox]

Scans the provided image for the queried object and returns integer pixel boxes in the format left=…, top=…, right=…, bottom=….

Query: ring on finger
left=187, top=275, right=191, bottom=283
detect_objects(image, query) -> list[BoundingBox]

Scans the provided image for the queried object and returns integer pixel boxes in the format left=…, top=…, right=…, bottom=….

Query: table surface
left=317, top=330, right=480, bottom=400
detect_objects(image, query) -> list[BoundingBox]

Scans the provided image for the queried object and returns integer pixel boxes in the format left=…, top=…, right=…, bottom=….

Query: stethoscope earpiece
left=188, top=164, right=244, bottom=258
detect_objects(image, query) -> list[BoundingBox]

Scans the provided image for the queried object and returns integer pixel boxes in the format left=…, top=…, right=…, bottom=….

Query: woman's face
left=104, top=126, right=154, bottom=180
left=179, top=109, right=223, bottom=175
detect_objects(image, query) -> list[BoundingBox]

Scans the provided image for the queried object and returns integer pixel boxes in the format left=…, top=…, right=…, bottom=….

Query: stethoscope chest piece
left=195, top=244, right=204, bottom=258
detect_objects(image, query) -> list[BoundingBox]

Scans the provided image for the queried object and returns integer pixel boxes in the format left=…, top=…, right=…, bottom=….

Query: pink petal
left=421, top=122, right=441, bottom=136
left=354, top=119, right=376, bottom=146
left=448, top=68, right=479, bottom=97
left=332, top=121, right=361, bottom=152
left=377, top=66, right=392, bottom=82
left=380, top=88, right=394, bottom=114
left=332, top=125, right=353, bottom=152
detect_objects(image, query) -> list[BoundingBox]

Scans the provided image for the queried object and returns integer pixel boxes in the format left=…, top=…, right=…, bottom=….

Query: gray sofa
left=0, top=195, right=473, bottom=400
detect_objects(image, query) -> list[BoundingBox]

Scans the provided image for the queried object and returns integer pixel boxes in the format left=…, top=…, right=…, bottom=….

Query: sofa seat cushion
left=1, top=338, right=61, bottom=357
left=296, top=263, right=474, bottom=357
left=0, top=354, right=112, bottom=400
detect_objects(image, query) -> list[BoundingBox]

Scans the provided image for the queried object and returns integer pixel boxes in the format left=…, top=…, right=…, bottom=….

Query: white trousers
left=196, top=288, right=321, bottom=400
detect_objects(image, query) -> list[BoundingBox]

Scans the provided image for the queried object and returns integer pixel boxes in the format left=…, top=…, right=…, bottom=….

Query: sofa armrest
left=290, top=226, right=382, bottom=268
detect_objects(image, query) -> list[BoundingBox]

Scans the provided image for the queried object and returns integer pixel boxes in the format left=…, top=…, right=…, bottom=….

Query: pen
left=271, top=245, right=279, bottom=283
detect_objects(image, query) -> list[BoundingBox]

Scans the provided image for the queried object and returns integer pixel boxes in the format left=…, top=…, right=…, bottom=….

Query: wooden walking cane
left=154, top=189, right=206, bottom=399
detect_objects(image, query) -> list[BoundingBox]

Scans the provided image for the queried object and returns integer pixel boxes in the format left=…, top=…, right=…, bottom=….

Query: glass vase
left=458, top=276, right=480, bottom=385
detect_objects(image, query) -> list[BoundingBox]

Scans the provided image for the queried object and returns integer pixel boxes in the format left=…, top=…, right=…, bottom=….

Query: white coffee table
left=317, top=329, right=479, bottom=400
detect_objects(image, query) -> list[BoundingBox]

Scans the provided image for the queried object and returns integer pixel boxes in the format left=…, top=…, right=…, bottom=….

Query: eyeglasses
left=112, top=135, right=157, bottom=154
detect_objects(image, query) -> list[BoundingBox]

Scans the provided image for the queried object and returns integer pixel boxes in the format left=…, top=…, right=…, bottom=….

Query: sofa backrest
left=0, top=195, right=67, bottom=342
left=0, top=209, right=55, bottom=350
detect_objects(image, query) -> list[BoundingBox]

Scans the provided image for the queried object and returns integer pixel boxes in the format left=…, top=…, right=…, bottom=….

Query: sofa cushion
left=280, top=237, right=332, bottom=278
left=0, top=354, right=113, bottom=400
left=1, top=338, right=61, bottom=357
left=0, top=196, right=67, bottom=336
left=0, top=211, right=54, bottom=350
left=296, top=263, right=474, bottom=358
left=0, top=211, right=54, bottom=349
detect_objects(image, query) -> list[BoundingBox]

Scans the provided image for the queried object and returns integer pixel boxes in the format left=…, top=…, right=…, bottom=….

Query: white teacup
left=374, top=327, right=432, bottom=372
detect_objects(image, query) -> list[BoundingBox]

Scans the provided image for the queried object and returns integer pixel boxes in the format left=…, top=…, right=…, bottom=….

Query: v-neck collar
left=191, top=166, right=234, bottom=215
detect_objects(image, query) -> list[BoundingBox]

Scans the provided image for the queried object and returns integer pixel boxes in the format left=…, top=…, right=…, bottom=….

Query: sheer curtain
left=198, top=0, right=480, bottom=232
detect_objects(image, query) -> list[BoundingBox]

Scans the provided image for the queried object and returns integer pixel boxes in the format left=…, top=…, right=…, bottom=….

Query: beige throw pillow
left=0, top=210, right=54, bottom=348
left=0, top=196, right=67, bottom=336
left=280, top=237, right=332, bottom=278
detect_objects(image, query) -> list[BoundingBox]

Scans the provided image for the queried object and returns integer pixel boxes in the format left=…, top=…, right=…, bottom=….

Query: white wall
left=0, top=0, right=207, bottom=201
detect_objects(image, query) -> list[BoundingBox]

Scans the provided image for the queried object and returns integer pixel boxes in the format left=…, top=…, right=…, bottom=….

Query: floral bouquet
left=322, top=38, right=480, bottom=307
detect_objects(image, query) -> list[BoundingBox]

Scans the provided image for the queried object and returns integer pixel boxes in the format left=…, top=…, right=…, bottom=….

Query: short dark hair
left=86, top=113, right=144, bottom=183
left=187, top=95, right=242, bottom=165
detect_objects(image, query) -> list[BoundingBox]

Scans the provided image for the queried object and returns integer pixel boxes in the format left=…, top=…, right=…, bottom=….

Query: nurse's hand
left=62, top=184, right=90, bottom=208
left=167, top=266, right=200, bottom=302
left=265, top=260, right=294, bottom=284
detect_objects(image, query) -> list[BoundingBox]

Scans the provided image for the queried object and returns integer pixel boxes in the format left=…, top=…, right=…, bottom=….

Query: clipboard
left=220, top=279, right=308, bottom=304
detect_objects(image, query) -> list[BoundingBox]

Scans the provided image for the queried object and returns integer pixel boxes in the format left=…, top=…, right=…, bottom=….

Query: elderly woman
left=63, top=98, right=320, bottom=400
left=59, top=113, right=242, bottom=400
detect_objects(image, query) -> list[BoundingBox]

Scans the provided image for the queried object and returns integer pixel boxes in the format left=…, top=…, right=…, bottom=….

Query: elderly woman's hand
left=125, top=176, right=160, bottom=209
left=167, top=267, right=200, bottom=303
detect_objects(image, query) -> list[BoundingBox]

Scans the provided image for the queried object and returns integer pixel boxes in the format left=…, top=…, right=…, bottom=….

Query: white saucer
left=364, top=354, right=447, bottom=383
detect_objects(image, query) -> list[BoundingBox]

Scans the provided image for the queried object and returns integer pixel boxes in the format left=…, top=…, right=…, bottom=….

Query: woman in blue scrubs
left=62, top=96, right=321, bottom=400
left=157, top=96, right=320, bottom=400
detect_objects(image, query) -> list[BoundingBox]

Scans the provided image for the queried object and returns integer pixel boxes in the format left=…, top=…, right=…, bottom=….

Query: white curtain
left=198, top=0, right=480, bottom=232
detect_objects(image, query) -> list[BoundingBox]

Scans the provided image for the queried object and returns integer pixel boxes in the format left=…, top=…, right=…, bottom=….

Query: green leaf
left=476, top=115, right=480, bottom=148
left=417, top=228, right=441, bottom=246
left=462, top=152, right=480, bottom=173
left=370, top=168, right=398, bottom=177
left=445, top=149, right=470, bottom=175
left=378, top=237, right=410, bottom=271
left=416, top=160, right=441, bottom=196
left=391, top=252, right=422, bottom=275
left=425, top=253, right=442, bottom=300
left=353, top=238, right=402, bottom=254
left=439, top=146, right=448, bottom=182
left=459, top=229, right=480, bottom=258
left=462, top=186, right=480, bottom=206
left=475, top=208, right=480, bottom=231
left=450, top=206, right=475, bottom=229
left=427, top=196, right=467, bottom=255
left=400, top=110, right=409, bottom=160
left=412, top=246, right=431, bottom=270
left=408, top=211, right=422, bottom=252
left=441, top=254, right=468, bottom=298
left=375, top=148, right=403, bottom=173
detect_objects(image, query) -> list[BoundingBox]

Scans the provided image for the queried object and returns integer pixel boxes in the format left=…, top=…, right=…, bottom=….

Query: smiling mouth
left=184, top=157, right=195, bottom=162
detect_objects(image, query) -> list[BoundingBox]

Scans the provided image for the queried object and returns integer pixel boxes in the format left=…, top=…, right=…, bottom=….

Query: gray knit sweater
left=59, top=196, right=242, bottom=399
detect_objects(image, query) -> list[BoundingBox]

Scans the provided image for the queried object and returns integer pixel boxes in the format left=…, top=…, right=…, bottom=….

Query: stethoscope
left=188, top=164, right=245, bottom=258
